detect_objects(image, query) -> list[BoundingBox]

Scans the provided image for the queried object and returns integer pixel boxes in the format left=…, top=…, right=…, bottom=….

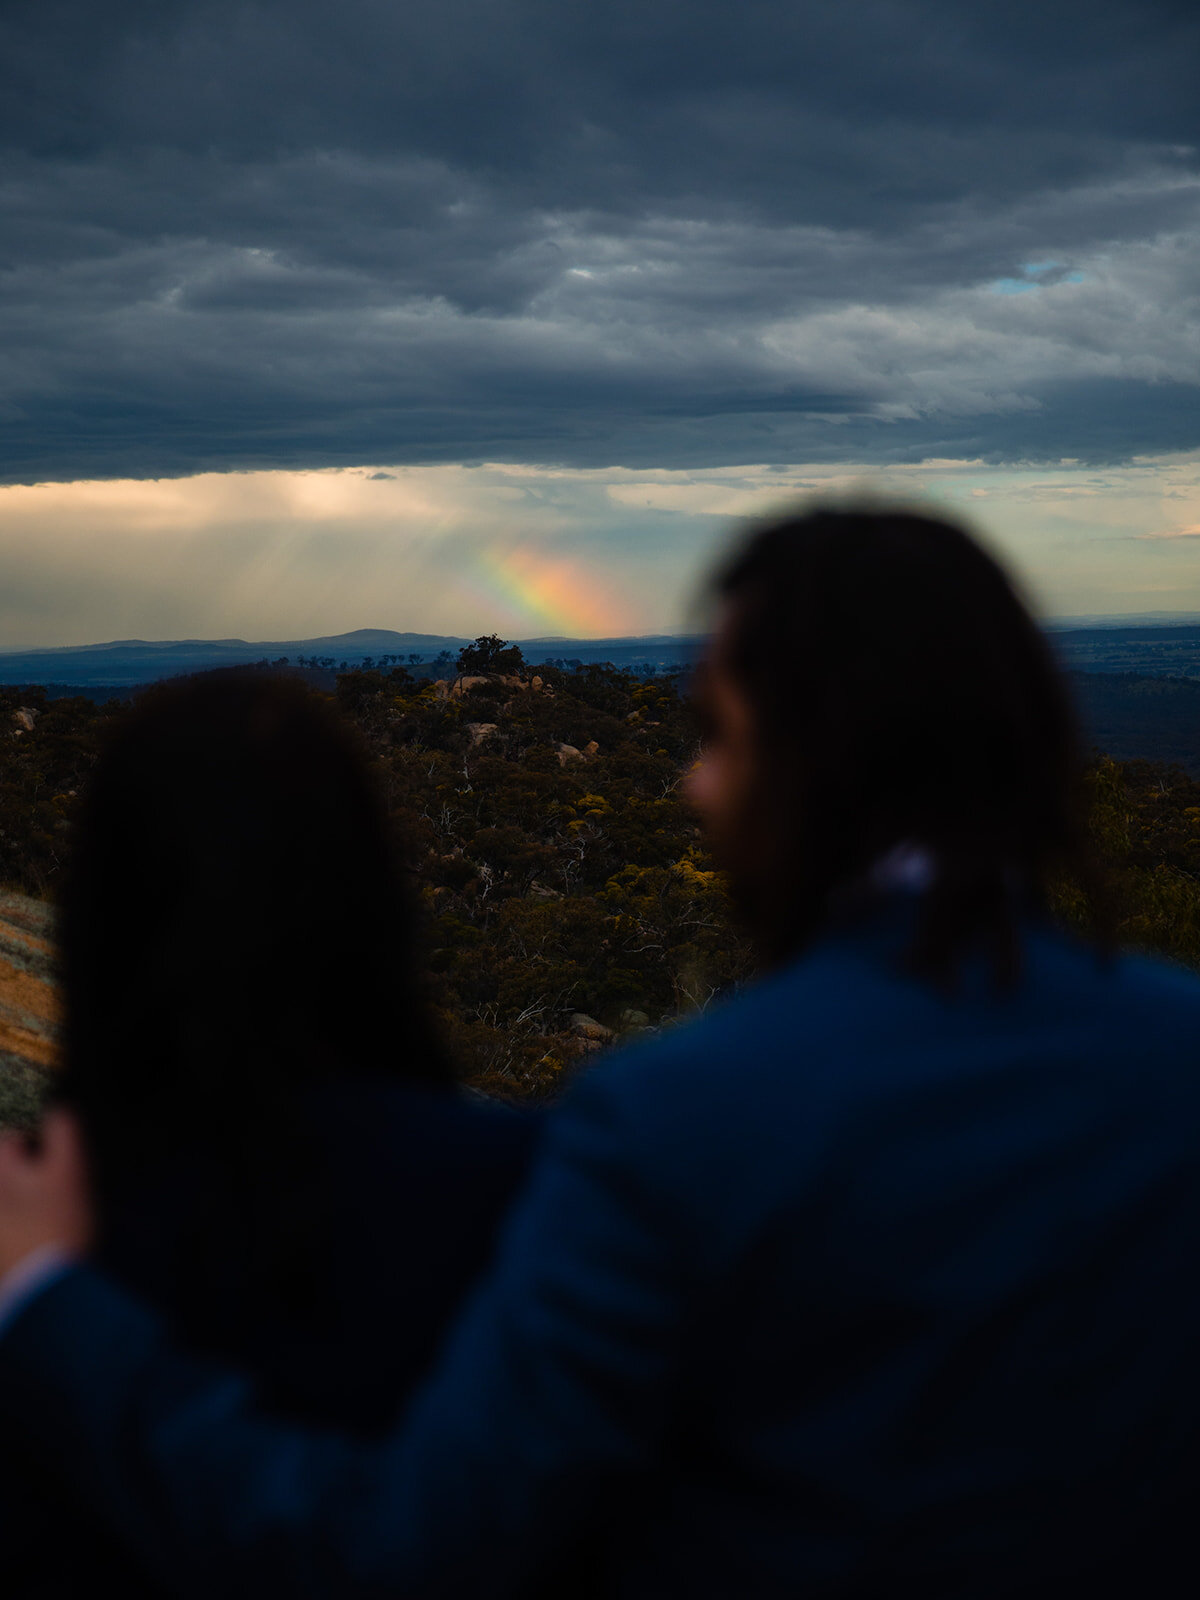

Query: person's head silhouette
left=57, top=672, right=449, bottom=1241
left=689, top=506, right=1094, bottom=982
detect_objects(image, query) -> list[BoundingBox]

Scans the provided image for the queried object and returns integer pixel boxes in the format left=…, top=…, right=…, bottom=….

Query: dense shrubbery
left=0, top=687, right=117, bottom=896
left=1, top=665, right=751, bottom=1099
left=1050, top=757, right=1200, bottom=970
left=8, top=665, right=1200, bottom=1100
left=332, top=660, right=750, bottom=1095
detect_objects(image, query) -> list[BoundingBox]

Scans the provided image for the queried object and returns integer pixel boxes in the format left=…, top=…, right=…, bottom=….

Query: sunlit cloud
left=0, top=465, right=666, bottom=650
left=5, top=451, right=1200, bottom=653
left=1140, top=522, right=1200, bottom=540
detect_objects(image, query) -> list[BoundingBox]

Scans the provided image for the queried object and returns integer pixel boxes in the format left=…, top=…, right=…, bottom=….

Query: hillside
left=1052, top=623, right=1200, bottom=677
left=0, top=663, right=750, bottom=1115
left=1072, top=673, right=1200, bottom=774
left=334, top=662, right=752, bottom=1095
left=7, top=659, right=1200, bottom=1125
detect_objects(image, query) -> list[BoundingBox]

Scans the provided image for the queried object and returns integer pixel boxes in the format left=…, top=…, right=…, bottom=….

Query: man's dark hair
left=57, top=672, right=450, bottom=1306
left=709, top=506, right=1099, bottom=983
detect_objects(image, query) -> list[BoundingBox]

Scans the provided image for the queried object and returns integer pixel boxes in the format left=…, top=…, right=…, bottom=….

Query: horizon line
left=9, top=611, right=1200, bottom=659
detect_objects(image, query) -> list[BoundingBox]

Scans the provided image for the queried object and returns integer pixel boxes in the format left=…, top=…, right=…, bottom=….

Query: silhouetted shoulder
left=590, top=908, right=1200, bottom=1103
left=553, top=906, right=1200, bottom=1278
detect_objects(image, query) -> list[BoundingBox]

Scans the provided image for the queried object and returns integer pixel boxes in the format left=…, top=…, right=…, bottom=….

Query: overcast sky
left=3, top=0, right=1199, bottom=646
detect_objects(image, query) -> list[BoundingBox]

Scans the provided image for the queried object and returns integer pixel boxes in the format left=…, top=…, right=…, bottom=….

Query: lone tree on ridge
left=457, top=635, right=526, bottom=676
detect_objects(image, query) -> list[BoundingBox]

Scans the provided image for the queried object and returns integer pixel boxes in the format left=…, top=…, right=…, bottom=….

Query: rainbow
left=460, top=543, right=631, bottom=638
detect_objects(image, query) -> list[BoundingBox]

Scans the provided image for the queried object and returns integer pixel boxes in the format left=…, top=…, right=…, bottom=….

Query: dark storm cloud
left=2, top=0, right=1199, bottom=482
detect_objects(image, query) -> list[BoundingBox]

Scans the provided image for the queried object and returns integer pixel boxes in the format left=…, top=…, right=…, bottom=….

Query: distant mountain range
left=9, top=621, right=1200, bottom=772
left=10, top=617, right=1200, bottom=694
left=0, top=629, right=699, bottom=689
left=1043, top=612, right=1200, bottom=630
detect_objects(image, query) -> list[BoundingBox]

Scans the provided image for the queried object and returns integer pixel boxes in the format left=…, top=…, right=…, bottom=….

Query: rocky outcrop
left=466, top=722, right=498, bottom=747
left=11, top=707, right=39, bottom=735
left=527, top=881, right=562, bottom=901
left=556, top=739, right=602, bottom=766
left=424, top=673, right=558, bottom=702
left=570, top=1012, right=614, bottom=1043
left=0, top=890, right=59, bottom=1129
left=451, top=675, right=493, bottom=698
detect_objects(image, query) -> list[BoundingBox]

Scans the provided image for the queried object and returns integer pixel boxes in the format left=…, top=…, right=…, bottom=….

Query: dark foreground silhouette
left=3, top=509, right=1200, bottom=1598
left=1, top=677, right=539, bottom=1599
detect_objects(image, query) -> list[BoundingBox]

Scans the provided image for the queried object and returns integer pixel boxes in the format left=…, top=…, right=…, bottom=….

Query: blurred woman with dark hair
left=4, top=672, right=539, bottom=1598
left=5, top=510, right=1200, bottom=1600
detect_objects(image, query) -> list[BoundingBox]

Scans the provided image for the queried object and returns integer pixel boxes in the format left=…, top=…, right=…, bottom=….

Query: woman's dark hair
left=57, top=672, right=449, bottom=1303
left=708, top=506, right=1101, bottom=984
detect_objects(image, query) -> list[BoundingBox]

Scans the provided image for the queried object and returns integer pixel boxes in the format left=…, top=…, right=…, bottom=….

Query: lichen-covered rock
left=569, top=1012, right=614, bottom=1042
left=450, top=675, right=492, bottom=699
left=452, top=673, right=540, bottom=699
left=0, top=890, right=59, bottom=1129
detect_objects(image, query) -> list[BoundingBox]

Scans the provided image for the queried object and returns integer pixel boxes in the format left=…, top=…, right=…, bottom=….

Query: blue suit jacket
left=4, top=903, right=1200, bottom=1598
left=0, top=1080, right=539, bottom=1599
